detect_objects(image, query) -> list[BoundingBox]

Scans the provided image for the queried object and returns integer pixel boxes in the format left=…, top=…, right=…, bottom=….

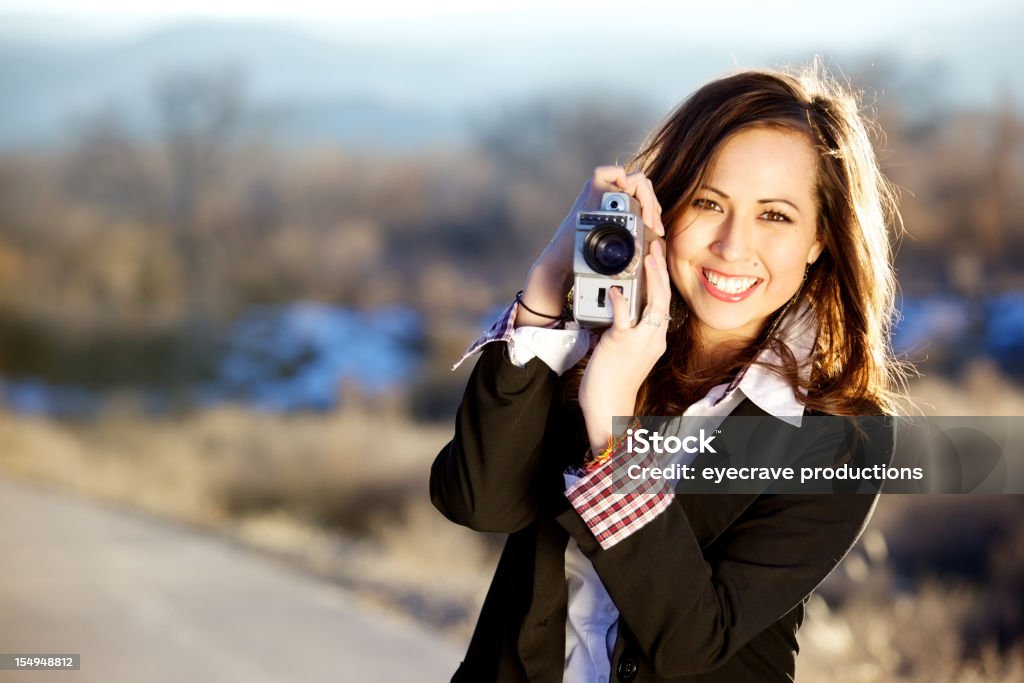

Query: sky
left=0, top=0, right=1019, bottom=150
left=0, top=0, right=1020, bottom=48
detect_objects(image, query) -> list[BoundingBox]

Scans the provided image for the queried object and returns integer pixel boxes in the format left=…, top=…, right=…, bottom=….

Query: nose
left=709, top=213, right=755, bottom=262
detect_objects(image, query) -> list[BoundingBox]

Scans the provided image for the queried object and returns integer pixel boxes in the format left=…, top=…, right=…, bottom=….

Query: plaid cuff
left=451, top=301, right=518, bottom=371
left=452, top=297, right=579, bottom=372
left=565, top=436, right=675, bottom=550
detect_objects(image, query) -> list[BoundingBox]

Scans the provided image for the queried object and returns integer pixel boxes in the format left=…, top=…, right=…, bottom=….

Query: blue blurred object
left=0, top=379, right=100, bottom=417
left=3, top=295, right=1021, bottom=417
left=0, top=303, right=423, bottom=416
left=892, top=295, right=971, bottom=354
left=893, top=292, right=1024, bottom=378
left=207, top=302, right=423, bottom=411
left=986, top=293, right=1024, bottom=377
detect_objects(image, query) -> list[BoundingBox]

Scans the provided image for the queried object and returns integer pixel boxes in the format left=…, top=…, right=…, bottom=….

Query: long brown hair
left=569, top=62, right=911, bottom=417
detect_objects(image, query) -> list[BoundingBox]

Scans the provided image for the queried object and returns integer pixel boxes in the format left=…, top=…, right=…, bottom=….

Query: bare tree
left=473, top=94, right=656, bottom=253
left=65, top=103, right=162, bottom=224
left=154, top=64, right=244, bottom=319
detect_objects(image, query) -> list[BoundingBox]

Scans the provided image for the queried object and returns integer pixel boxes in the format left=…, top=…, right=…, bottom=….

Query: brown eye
left=762, top=210, right=791, bottom=223
left=692, top=198, right=722, bottom=212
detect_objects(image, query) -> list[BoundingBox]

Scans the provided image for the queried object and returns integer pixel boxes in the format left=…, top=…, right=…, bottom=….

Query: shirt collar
left=713, top=299, right=818, bottom=427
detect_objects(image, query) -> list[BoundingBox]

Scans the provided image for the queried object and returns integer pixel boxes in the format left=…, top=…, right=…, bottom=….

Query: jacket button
left=616, top=656, right=638, bottom=682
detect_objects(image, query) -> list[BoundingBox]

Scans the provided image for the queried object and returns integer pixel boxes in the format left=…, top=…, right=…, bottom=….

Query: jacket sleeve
left=430, top=341, right=560, bottom=533
left=553, top=417, right=889, bottom=678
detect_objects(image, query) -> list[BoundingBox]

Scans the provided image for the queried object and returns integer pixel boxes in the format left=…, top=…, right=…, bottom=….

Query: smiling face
left=667, top=126, right=825, bottom=350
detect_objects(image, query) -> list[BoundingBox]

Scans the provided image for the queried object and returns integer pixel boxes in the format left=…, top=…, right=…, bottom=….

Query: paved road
left=0, top=476, right=463, bottom=682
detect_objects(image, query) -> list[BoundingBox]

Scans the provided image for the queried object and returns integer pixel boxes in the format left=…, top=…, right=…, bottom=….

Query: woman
left=431, top=63, right=908, bottom=682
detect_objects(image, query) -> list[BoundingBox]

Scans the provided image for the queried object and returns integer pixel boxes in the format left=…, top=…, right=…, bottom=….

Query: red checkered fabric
left=565, top=430, right=675, bottom=550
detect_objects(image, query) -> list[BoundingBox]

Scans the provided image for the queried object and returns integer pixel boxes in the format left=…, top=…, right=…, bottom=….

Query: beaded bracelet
left=582, top=418, right=641, bottom=473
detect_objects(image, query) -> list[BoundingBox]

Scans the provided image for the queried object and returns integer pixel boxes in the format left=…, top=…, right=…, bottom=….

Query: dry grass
left=799, top=586, right=1024, bottom=682
left=906, top=360, right=1024, bottom=416
left=0, top=400, right=440, bottom=526
left=2, top=363, right=1023, bottom=679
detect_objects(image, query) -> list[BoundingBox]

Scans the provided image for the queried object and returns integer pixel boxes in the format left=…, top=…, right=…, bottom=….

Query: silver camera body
left=573, top=192, right=650, bottom=328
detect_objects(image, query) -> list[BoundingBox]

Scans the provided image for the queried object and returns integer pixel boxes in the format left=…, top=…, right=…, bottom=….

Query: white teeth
left=703, top=269, right=758, bottom=294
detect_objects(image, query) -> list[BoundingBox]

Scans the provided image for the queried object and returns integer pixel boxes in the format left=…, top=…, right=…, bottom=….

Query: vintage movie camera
left=572, top=192, right=654, bottom=327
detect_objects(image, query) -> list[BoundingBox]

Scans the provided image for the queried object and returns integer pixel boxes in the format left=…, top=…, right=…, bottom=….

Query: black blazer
left=431, top=343, right=884, bottom=682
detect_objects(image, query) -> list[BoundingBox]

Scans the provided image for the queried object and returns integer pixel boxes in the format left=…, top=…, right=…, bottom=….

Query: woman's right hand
left=516, top=166, right=666, bottom=328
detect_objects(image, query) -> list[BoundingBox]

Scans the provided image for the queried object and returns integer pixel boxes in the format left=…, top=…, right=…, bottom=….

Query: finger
left=645, top=178, right=666, bottom=236
left=612, top=170, right=643, bottom=197
left=608, top=285, right=632, bottom=332
left=594, top=168, right=664, bottom=236
left=621, top=172, right=665, bottom=237
left=593, top=165, right=628, bottom=193
left=641, top=182, right=665, bottom=237
left=653, top=237, right=672, bottom=292
left=644, top=241, right=672, bottom=319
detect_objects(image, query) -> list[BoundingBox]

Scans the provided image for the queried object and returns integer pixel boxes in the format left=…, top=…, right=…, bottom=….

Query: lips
left=699, top=267, right=762, bottom=302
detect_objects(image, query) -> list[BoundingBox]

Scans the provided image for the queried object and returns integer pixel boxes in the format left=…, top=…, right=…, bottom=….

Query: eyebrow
left=700, top=185, right=802, bottom=213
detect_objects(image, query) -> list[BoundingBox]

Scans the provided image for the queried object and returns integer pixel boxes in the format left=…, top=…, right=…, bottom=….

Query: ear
left=807, top=238, right=824, bottom=265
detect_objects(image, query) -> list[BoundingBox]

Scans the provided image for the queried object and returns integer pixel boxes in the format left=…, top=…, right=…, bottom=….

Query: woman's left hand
left=579, top=238, right=674, bottom=451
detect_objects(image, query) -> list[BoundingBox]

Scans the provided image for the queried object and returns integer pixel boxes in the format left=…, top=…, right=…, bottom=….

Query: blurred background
left=1, top=1, right=1023, bottom=681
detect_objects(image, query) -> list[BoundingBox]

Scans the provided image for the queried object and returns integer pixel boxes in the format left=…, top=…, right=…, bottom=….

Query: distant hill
left=0, top=14, right=1021, bottom=151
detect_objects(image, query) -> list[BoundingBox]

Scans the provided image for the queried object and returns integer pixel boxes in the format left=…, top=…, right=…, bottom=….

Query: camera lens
left=584, top=223, right=635, bottom=275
